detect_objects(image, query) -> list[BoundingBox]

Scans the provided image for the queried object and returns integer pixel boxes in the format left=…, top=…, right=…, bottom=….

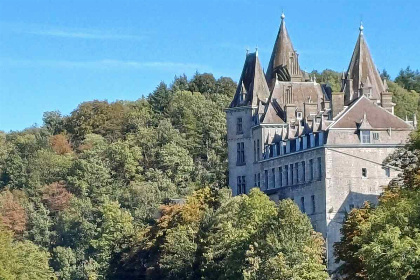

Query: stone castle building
left=225, top=13, right=414, bottom=275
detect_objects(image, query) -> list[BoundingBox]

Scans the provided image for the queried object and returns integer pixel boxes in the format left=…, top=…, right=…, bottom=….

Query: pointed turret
left=342, top=23, right=386, bottom=105
left=266, top=13, right=303, bottom=91
left=230, top=51, right=270, bottom=108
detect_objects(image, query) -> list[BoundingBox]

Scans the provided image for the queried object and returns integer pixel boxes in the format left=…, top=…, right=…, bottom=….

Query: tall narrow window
left=311, top=195, right=316, bottom=214
left=295, top=163, right=299, bottom=184
left=241, top=176, right=246, bottom=194
left=302, top=161, right=306, bottom=182
left=264, top=170, right=269, bottom=190
left=361, top=131, right=371, bottom=144
left=236, top=176, right=242, bottom=195
left=272, top=168, right=276, bottom=189
left=257, top=140, right=260, bottom=161
left=285, top=165, right=289, bottom=186
left=301, top=197, right=305, bottom=213
left=279, top=167, right=283, bottom=188
left=290, top=164, right=294, bottom=185
left=362, top=168, right=367, bottom=178
left=385, top=167, right=390, bottom=177
left=254, top=174, right=257, bottom=187
left=237, top=117, right=243, bottom=134
left=237, top=142, right=245, bottom=165
left=253, top=141, right=256, bottom=162
left=317, top=157, right=322, bottom=180
left=257, top=173, right=261, bottom=187
left=309, top=159, right=314, bottom=181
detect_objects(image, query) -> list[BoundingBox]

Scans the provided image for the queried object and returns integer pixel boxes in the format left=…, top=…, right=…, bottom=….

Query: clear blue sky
left=0, top=0, right=419, bottom=131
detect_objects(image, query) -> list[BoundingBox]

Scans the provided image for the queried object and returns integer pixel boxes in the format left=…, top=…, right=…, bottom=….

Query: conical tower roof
left=230, top=51, right=270, bottom=108
left=342, top=23, right=386, bottom=104
left=266, top=13, right=302, bottom=90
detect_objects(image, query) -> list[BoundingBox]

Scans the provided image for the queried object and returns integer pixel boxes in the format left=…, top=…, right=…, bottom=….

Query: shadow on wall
left=327, top=191, right=380, bottom=274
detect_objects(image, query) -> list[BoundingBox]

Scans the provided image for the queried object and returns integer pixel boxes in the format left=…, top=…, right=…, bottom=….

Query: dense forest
left=0, top=68, right=419, bottom=280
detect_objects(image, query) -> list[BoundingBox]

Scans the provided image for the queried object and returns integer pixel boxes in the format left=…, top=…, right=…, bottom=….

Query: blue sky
left=0, top=0, right=419, bottom=131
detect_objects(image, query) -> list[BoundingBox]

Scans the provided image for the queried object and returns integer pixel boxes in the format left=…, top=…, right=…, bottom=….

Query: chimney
left=303, top=101, right=317, bottom=119
left=331, top=92, right=344, bottom=118
left=381, top=91, right=395, bottom=114
left=285, top=104, right=297, bottom=122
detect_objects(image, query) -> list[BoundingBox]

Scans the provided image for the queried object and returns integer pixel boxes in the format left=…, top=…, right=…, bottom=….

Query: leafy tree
left=148, top=81, right=171, bottom=114
left=0, top=224, right=56, bottom=279
left=43, top=111, right=65, bottom=135
left=395, top=66, right=420, bottom=93
left=188, top=72, right=217, bottom=95
left=0, top=189, right=28, bottom=235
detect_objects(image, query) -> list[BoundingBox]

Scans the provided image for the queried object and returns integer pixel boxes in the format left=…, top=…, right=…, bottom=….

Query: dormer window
left=296, top=111, right=303, bottom=120
left=361, top=131, right=371, bottom=144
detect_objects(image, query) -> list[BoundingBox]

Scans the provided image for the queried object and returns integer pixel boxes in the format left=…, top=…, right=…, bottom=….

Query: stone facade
left=226, top=13, right=414, bottom=276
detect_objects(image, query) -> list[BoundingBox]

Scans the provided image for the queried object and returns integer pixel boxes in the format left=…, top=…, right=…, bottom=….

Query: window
left=236, top=176, right=246, bottom=194
left=302, top=161, right=306, bottom=182
left=317, top=157, right=322, bottom=180
left=309, top=159, right=314, bottom=181
left=349, top=204, right=355, bottom=210
left=295, top=163, right=299, bottom=184
left=276, top=142, right=281, bottom=156
left=297, top=112, right=303, bottom=120
left=373, top=132, right=379, bottom=140
left=311, top=195, right=316, bottom=214
left=264, top=170, right=269, bottom=190
left=272, top=168, right=276, bottom=189
left=257, top=140, right=260, bottom=161
left=290, top=164, right=294, bottom=185
left=301, top=197, right=305, bottom=213
left=385, top=167, right=390, bottom=177
left=253, top=141, right=256, bottom=162
left=362, top=168, right=367, bottom=178
left=237, top=142, right=245, bottom=165
left=279, top=167, right=283, bottom=188
left=285, top=165, right=289, bottom=185
left=236, top=118, right=243, bottom=134
left=361, top=131, right=371, bottom=144
left=254, top=174, right=257, bottom=187
left=257, top=173, right=261, bottom=187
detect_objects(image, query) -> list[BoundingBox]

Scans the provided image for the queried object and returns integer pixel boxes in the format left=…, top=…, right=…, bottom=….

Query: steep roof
left=342, top=24, right=386, bottom=102
left=330, top=96, right=412, bottom=130
left=265, top=13, right=302, bottom=91
left=229, top=51, right=270, bottom=108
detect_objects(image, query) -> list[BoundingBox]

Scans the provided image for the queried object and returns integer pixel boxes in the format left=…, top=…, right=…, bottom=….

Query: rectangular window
left=373, top=132, right=379, bottom=140
left=309, top=159, right=314, bottom=181
left=241, top=176, right=246, bottom=194
left=362, top=168, right=367, bottom=178
left=290, top=164, right=294, bottom=185
left=361, top=131, right=371, bottom=144
left=295, top=163, right=299, bottom=183
left=279, top=167, right=283, bottom=188
left=301, top=197, right=305, bottom=213
left=276, top=142, right=281, bottom=156
left=257, top=140, right=260, bottom=161
left=236, top=176, right=242, bottom=194
left=253, top=141, right=256, bottom=162
left=254, top=174, right=257, bottom=187
left=302, top=161, right=306, bottom=182
left=317, top=157, right=322, bottom=180
left=257, top=173, right=261, bottom=187
left=285, top=165, right=289, bottom=186
left=237, top=142, right=245, bottom=165
left=237, top=117, right=243, bottom=134
left=385, top=167, right=390, bottom=177
left=272, top=168, right=276, bottom=189
left=311, top=195, right=316, bottom=214
left=264, top=170, right=269, bottom=190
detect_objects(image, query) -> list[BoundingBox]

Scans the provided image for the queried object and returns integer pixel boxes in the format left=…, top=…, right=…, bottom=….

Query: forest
left=0, top=67, right=419, bottom=280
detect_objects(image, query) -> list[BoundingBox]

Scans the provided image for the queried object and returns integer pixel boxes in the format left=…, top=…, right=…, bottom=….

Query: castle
left=225, top=13, right=414, bottom=275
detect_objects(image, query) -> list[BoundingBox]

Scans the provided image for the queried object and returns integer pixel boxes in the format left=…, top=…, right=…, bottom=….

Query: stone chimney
left=303, top=101, right=317, bottom=119
left=381, top=91, right=394, bottom=114
left=331, top=92, right=344, bottom=119
left=285, top=104, right=297, bottom=122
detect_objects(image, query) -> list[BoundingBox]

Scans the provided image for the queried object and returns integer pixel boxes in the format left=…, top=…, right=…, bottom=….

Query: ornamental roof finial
left=281, top=11, right=285, bottom=20
left=359, top=21, right=364, bottom=33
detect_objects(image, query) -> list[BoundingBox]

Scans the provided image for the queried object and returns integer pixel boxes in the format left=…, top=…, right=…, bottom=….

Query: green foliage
left=395, top=66, right=420, bottom=93
left=389, top=81, right=420, bottom=120
left=117, top=188, right=327, bottom=280
left=0, top=224, right=56, bottom=279
left=310, top=69, right=342, bottom=92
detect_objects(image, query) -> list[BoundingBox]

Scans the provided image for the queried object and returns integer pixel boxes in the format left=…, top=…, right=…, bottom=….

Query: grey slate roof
left=342, top=28, right=386, bottom=102
left=330, top=96, right=412, bottom=130
left=229, top=52, right=270, bottom=108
